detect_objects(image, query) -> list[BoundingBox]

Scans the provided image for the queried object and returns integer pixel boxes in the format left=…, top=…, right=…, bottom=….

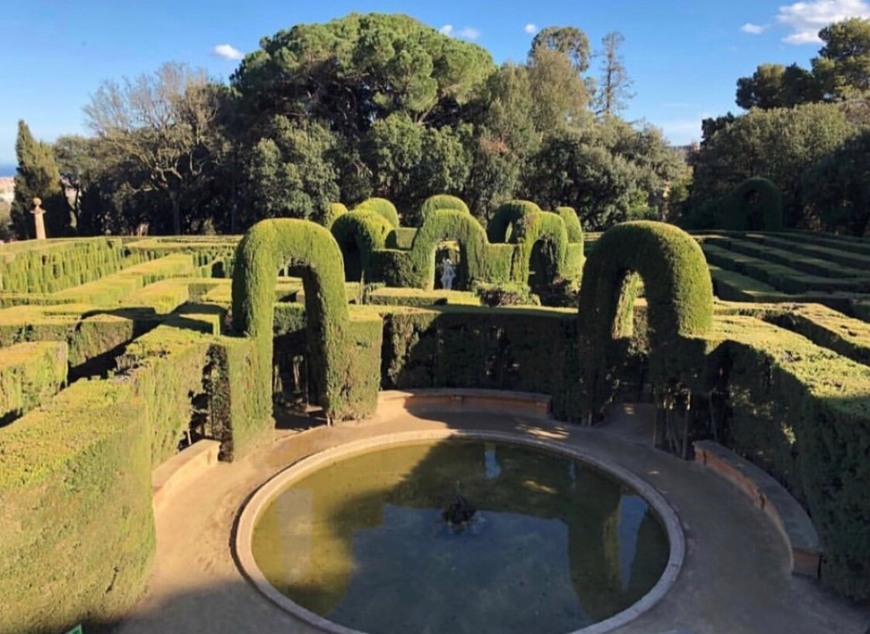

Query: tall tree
left=594, top=32, right=634, bottom=117
left=530, top=26, right=591, bottom=73
left=11, top=120, right=71, bottom=238
left=84, top=62, right=226, bottom=234
left=812, top=17, right=870, bottom=100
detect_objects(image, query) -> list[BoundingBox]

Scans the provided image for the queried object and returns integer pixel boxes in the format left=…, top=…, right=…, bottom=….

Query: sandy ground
left=113, top=399, right=870, bottom=634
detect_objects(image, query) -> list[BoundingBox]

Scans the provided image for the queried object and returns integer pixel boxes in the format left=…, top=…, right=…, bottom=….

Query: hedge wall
left=711, top=314, right=870, bottom=601
left=320, top=202, right=348, bottom=229
left=0, top=238, right=134, bottom=294
left=0, top=379, right=154, bottom=633
left=510, top=210, right=571, bottom=286
left=560, top=221, right=713, bottom=420
left=232, top=219, right=380, bottom=421
left=116, top=323, right=212, bottom=468
left=0, top=341, right=68, bottom=427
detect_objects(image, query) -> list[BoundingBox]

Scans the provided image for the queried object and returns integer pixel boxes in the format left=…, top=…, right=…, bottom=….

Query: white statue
left=441, top=258, right=456, bottom=290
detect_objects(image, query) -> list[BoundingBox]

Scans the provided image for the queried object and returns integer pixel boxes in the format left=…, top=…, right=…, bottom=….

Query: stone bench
left=693, top=440, right=822, bottom=577
left=378, top=388, right=551, bottom=420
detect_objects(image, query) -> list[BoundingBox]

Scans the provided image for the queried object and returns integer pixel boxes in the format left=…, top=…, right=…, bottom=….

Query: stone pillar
left=30, top=197, right=46, bottom=240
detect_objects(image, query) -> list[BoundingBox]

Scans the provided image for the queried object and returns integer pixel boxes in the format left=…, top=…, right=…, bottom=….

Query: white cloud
left=439, top=24, right=480, bottom=40
left=213, top=44, right=244, bottom=60
left=776, top=0, right=870, bottom=44
left=740, top=22, right=769, bottom=34
left=524, top=23, right=538, bottom=35
left=456, top=26, right=481, bottom=40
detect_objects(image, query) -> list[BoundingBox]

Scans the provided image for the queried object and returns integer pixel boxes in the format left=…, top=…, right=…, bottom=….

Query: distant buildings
left=0, top=177, right=13, bottom=203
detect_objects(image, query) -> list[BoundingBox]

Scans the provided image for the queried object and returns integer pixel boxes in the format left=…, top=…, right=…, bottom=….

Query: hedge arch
left=320, top=202, right=348, bottom=229
left=556, top=206, right=584, bottom=243
left=411, top=209, right=490, bottom=290
left=232, top=219, right=380, bottom=421
left=486, top=200, right=541, bottom=243
left=331, top=210, right=395, bottom=282
left=722, top=177, right=783, bottom=231
left=354, top=197, right=401, bottom=228
left=420, top=194, right=471, bottom=224
left=562, top=221, right=713, bottom=420
left=511, top=211, right=570, bottom=289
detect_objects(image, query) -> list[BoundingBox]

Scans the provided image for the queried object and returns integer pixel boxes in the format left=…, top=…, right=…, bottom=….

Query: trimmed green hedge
left=320, top=202, right=348, bottom=229
left=232, top=219, right=380, bottom=421
left=556, top=206, right=584, bottom=243
left=558, top=221, right=713, bottom=420
left=0, top=238, right=134, bottom=294
left=486, top=200, right=541, bottom=243
left=0, top=341, right=68, bottom=426
left=419, top=194, right=471, bottom=223
left=354, top=197, right=400, bottom=228
left=116, top=323, right=212, bottom=468
left=511, top=210, right=572, bottom=286
left=0, top=379, right=154, bottom=633
left=331, top=210, right=395, bottom=282
left=721, top=177, right=784, bottom=231
left=711, top=314, right=870, bottom=600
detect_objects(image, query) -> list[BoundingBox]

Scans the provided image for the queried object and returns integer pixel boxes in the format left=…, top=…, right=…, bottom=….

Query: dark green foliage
left=560, top=221, right=713, bottom=419
left=354, top=197, right=401, bottom=228
left=420, top=194, right=472, bottom=223
left=0, top=379, right=154, bottom=633
left=11, top=120, right=72, bottom=239
left=381, top=306, right=576, bottom=393
left=231, top=219, right=380, bottom=421
left=486, top=200, right=541, bottom=243
left=410, top=209, right=490, bottom=290
left=720, top=178, right=783, bottom=231
left=556, top=206, right=584, bottom=243
left=474, top=283, right=540, bottom=307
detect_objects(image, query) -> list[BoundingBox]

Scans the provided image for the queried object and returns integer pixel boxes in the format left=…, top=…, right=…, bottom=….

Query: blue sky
left=2, top=0, right=869, bottom=168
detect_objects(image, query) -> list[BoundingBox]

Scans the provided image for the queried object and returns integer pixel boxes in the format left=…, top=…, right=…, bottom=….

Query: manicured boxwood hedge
left=419, top=194, right=471, bottom=223
left=486, top=200, right=542, bottom=244
left=559, top=221, right=713, bottom=420
left=710, top=314, right=870, bottom=601
left=331, top=210, right=395, bottom=282
left=556, top=206, right=584, bottom=243
left=232, top=218, right=381, bottom=421
left=353, top=197, right=400, bottom=228
left=0, top=341, right=68, bottom=426
left=0, top=379, right=154, bottom=634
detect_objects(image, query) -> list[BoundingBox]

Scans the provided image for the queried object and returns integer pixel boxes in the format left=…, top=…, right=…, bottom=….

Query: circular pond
left=236, top=431, right=683, bottom=634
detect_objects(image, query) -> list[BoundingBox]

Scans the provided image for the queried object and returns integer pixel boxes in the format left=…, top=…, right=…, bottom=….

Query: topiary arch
left=486, top=200, right=541, bottom=243
left=721, top=177, right=783, bottom=231
left=411, top=209, right=489, bottom=290
left=232, top=219, right=380, bottom=421
left=558, top=221, right=713, bottom=420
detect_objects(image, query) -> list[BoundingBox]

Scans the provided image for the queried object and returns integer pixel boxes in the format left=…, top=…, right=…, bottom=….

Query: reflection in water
left=252, top=440, right=669, bottom=634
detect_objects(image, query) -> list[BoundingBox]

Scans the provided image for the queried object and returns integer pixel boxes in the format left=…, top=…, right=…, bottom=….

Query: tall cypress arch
left=232, top=219, right=380, bottom=422
left=557, top=221, right=713, bottom=420
left=410, top=209, right=489, bottom=290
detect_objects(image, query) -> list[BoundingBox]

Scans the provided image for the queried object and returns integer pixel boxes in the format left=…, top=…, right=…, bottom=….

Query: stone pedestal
left=30, top=198, right=46, bottom=240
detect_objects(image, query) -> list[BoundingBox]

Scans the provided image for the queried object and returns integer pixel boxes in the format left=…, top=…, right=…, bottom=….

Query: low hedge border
left=0, top=341, right=68, bottom=427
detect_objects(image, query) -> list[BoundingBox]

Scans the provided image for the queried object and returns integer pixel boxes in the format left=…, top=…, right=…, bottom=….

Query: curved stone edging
left=234, top=428, right=686, bottom=634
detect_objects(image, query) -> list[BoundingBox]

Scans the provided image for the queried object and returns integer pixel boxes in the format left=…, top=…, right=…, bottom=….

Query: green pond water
left=252, top=439, right=670, bottom=634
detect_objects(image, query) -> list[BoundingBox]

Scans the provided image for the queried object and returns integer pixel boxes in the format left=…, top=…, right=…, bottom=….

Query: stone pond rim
left=233, top=428, right=687, bottom=634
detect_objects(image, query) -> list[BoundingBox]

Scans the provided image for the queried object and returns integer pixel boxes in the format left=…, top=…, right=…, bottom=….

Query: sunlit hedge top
left=420, top=194, right=471, bottom=223
left=354, top=197, right=401, bottom=228
left=320, top=202, right=348, bottom=229
left=579, top=220, right=713, bottom=344
left=556, top=206, right=583, bottom=243
left=486, top=200, right=542, bottom=243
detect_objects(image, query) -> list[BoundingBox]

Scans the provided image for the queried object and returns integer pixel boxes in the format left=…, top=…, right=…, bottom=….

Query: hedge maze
left=1, top=195, right=869, bottom=631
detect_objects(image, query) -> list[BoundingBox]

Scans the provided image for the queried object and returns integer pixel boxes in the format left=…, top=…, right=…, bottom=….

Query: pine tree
left=11, top=120, right=71, bottom=238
